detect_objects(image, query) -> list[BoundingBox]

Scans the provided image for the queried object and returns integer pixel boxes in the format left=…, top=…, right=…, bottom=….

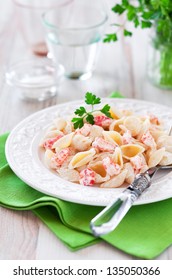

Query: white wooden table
left=0, top=0, right=172, bottom=260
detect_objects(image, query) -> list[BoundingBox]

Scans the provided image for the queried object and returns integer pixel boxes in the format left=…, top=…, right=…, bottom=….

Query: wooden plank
left=0, top=208, right=39, bottom=260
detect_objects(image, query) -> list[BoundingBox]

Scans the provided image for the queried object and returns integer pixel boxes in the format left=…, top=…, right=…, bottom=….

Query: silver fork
left=90, top=165, right=172, bottom=237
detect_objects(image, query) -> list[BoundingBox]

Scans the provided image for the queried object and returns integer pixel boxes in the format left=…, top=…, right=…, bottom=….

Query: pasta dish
left=40, top=95, right=172, bottom=188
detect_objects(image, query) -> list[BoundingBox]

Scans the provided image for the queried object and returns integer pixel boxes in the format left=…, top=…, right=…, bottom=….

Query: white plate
left=5, top=98, right=172, bottom=206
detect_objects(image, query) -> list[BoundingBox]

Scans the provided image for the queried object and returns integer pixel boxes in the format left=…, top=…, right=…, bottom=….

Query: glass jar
left=147, top=25, right=172, bottom=90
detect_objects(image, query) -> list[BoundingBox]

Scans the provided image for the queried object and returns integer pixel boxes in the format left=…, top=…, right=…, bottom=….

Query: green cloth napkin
left=109, top=91, right=124, bottom=98
left=0, top=133, right=172, bottom=259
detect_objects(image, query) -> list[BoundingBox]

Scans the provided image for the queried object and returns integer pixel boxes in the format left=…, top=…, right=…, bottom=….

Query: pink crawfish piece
left=76, top=123, right=91, bottom=136
left=52, top=147, right=71, bottom=167
left=92, top=137, right=116, bottom=152
left=94, top=115, right=112, bottom=128
left=122, top=130, right=132, bottom=144
left=102, top=157, right=121, bottom=176
left=79, top=168, right=95, bottom=186
left=141, top=130, right=156, bottom=148
left=130, top=155, right=145, bottom=174
left=43, top=134, right=63, bottom=150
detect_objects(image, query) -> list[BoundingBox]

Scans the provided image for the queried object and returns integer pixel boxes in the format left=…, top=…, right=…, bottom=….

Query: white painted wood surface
left=0, top=0, right=172, bottom=260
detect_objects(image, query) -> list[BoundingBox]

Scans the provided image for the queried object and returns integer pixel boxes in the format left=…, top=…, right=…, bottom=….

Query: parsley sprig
left=71, top=92, right=112, bottom=129
left=104, top=0, right=172, bottom=43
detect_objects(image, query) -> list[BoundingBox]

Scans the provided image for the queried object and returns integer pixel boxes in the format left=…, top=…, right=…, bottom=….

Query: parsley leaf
left=127, top=6, right=136, bottom=21
left=134, top=17, right=140, bottom=27
left=122, top=0, right=129, bottom=6
left=85, top=92, right=101, bottom=105
left=124, top=29, right=132, bottom=36
left=86, top=114, right=94, bottom=125
left=100, top=104, right=112, bottom=118
left=72, top=118, right=84, bottom=129
left=104, top=33, right=118, bottom=43
left=141, top=20, right=152, bottom=29
left=112, top=4, right=125, bottom=15
left=74, top=106, right=86, bottom=116
left=104, top=0, right=172, bottom=45
left=71, top=93, right=112, bottom=129
left=151, top=0, right=160, bottom=10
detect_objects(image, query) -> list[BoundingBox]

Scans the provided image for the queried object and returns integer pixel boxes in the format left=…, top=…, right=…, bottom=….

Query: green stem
left=151, top=31, right=172, bottom=89
left=159, top=45, right=172, bottom=87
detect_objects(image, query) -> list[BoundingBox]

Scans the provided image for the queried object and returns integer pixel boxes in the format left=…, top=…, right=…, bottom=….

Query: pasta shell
left=44, top=149, right=56, bottom=169
left=89, top=161, right=110, bottom=183
left=121, top=144, right=145, bottom=159
left=109, top=118, right=125, bottom=133
left=163, top=135, right=172, bottom=146
left=71, top=134, right=91, bottom=151
left=132, top=139, right=147, bottom=149
left=53, top=118, right=67, bottom=131
left=100, top=170, right=127, bottom=188
left=123, top=162, right=135, bottom=184
left=57, top=168, right=80, bottom=182
left=89, top=152, right=113, bottom=165
left=63, top=121, right=74, bottom=134
left=103, top=131, right=123, bottom=146
left=137, top=118, right=151, bottom=139
left=112, top=147, right=123, bottom=167
left=118, top=124, right=128, bottom=132
left=52, top=132, right=74, bottom=151
left=148, top=148, right=165, bottom=168
left=165, top=146, right=172, bottom=153
left=157, top=135, right=172, bottom=149
left=89, top=125, right=104, bottom=141
left=44, top=129, right=63, bottom=139
left=109, top=106, right=123, bottom=119
left=123, top=116, right=141, bottom=136
left=89, top=161, right=107, bottom=178
left=95, top=173, right=110, bottom=184
left=69, top=148, right=96, bottom=169
left=150, top=130, right=165, bottom=141
left=159, top=151, right=172, bottom=166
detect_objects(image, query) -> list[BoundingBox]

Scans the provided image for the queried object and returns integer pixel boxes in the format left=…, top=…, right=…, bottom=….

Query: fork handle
left=90, top=173, right=151, bottom=237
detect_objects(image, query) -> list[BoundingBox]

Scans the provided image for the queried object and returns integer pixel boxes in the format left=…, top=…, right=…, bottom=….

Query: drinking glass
left=13, top=0, right=72, bottom=56
left=6, top=58, right=64, bottom=101
left=42, top=0, right=108, bottom=80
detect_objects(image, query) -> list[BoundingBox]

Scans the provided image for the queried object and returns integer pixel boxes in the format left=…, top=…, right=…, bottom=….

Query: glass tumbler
left=42, top=0, right=108, bottom=80
left=6, top=58, right=64, bottom=101
left=13, top=0, right=72, bottom=56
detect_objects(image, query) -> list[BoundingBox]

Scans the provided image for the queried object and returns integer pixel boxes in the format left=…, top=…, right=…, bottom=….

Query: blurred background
left=0, top=0, right=172, bottom=134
